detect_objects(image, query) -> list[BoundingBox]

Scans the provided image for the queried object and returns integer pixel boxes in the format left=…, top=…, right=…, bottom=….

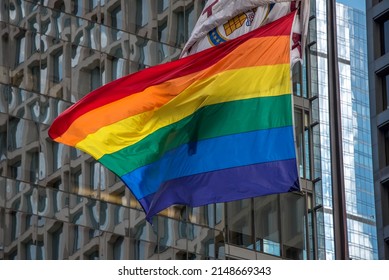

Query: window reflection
left=90, top=161, right=101, bottom=191
left=158, top=216, right=186, bottom=253
left=385, top=130, right=389, bottom=166
left=134, top=37, right=156, bottom=68
left=38, top=187, right=68, bottom=221
left=86, top=250, right=99, bottom=259
left=188, top=205, right=215, bottom=227
left=130, top=240, right=157, bottom=260
left=29, top=151, right=39, bottom=184
left=175, top=11, right=185, bottom=47
left=8, top=88, right=40, bottom=121
left=71, top=46, right=101, bottom=99
left=52, top=142, right=64, bottom=171
left=136, top=0, right=149, bottom=29
left=16, top=35, right=25, bottom=65
left=0, top=179, right=5, bottom=209
left=28, top=31, right=40, bottom=57
left=0, top=0, right=314, bottom=261
left=91, top=66, right=101, bottom=91
left=158, top=20, right=168, bottom=42
left=381, top=18, right=389, bottom=55
left=295, top=108, right=312, bottom=180
left=71, top=225, right=79, bottom=253
left=0, top=114, right=7, bottom=170
left=111, top=5, right=123, bottom=31
left=111, top=57, right=124, bottom=80
left=254, top=195, right=281, bottom=256
left=227, top=199, right=253, bottom=249
left=69, top=195, right=99, bottom=229
left=113, top=236, right=125, bottom=259
left=53, top=51, right=63, bottom=83
left=383, top=74, right=389, bottom=110
left=100, top=201, right=128, bottom=236
left=293, top=63, right=302, bottom=97
left=73, top=0, right=84, bottom=17
left=40, top=62, right=48, bottom=94
left=51, top=223, right=64, bottom=259
left=71, top=168, right=83, bottom=197
left=10, top=161, right=22, bottom=181
left=25, top=239, right=36, bottom=260
left=174, top=5, right=194, bottom=47
left=280, top=193, right=305, bottom=259
left=187, top=224, right=215, bottom=259
left=157, top=0, right=169, bottom=13
left=8, top=117, right=39, bottom=153
left=11, top=211, right=21, bottom=242
left=0, top=86, right=8, bottom=114
left=9, top=0, right=17, bottom=21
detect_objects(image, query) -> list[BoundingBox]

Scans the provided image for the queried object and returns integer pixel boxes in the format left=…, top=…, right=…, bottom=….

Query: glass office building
left=366, top=0, right=389, bottom=259
left=0, top=0, right=377, bottom=260
left=315, top=0, right=378, bottom=259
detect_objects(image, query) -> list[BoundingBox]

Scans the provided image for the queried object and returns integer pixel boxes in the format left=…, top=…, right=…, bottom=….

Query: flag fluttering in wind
left=49, top=11, right=300, bottom=222
left=181, top=0, right=309, bottom=66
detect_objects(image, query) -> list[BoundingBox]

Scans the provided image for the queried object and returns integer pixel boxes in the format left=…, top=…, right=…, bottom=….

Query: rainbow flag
left=49, top=12, right=300, bottom=221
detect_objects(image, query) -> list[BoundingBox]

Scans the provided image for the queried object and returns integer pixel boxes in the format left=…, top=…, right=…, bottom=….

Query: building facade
left=314, top=0, right=378, bottom=259
left=0, top=0, right=378, bottom=260
left=366, top=0, right=389, bottom=259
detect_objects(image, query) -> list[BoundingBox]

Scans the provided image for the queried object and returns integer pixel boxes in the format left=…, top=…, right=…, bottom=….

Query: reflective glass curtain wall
left=366, top=0, right=389, bottom=260
left=315, top=0, right=378, bottom=259
left=0, top=0, right=310, bottom=260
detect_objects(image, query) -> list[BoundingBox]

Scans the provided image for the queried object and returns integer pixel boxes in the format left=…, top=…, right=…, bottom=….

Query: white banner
left=181, top=0, right=310, bottom=66
left=0, top=260, right=385, bottom=280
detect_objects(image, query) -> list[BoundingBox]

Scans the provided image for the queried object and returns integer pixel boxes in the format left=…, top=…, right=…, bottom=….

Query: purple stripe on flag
left=138, top=158, right=299, bottom=222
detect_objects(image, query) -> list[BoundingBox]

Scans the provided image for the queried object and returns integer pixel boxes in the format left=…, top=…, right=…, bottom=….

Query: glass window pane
left=129, top=240, right=157, bottom=260
left=158, top=0, right=169, bottom=13
left=0, top=86, right=9, bottom=113
left=99, top=202, right=129, bottom=236
left=25, top=239, right=37, bottom=260
left=136, top=0, right=149, bottom=29
left=0, top=207, right=4, bottom=260
left=385, top=130, right=389, bottom=166
left=69, top=195, right=99, bottom=229
left=304, top=112, right=311, bottom=180
left=295, top=109, right=304, bottom=177
left=112, top=236, right=126, bottom=259
left=188, top=205, right=215, bottom=227
left=71, top=45, right=101, bottom=100
left=29, top=151, right=39, bottom=184
left=6, top=181, right=37, bottom=215
left=280, top=193, right=305, bottom=259
left=0, top=177, right=5, bottom=208
left=384, top=74, right=389, bottom=110
left=156, top=216, right=186, bottom=253
left=227, top=199, right=253, bottom=248
left=38, top=187, right=69, bottom=222
left=40, top=95, right=72, bottom=125
left=0, top=113, right=7, bottom=176
left=381, top=19, right=389, bottom=55
left=187, top=224, right=215, bottom=259
left=17, top=35, right=26, bottom=65
left=111, top=5, right=123, bottom=31
left=293, top=63, right=302, bottom=96
left=254, top=195, right=280, bottom=256
left=50, top=221, right=65, bottom=259
left=8, top=88, right=39, bottom=121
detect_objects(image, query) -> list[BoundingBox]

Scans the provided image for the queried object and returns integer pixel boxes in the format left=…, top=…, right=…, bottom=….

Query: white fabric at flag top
left=181, top=0, right=310, bottom=66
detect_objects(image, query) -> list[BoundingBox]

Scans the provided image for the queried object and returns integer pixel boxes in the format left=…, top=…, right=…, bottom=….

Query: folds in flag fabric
left=49, top=12, right=300, bottom=222
left=181, top=0, right=310, bottom=67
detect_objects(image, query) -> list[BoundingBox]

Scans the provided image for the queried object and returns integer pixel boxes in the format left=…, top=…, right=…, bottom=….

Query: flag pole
left=326, top=0, right=349, bottom=260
